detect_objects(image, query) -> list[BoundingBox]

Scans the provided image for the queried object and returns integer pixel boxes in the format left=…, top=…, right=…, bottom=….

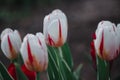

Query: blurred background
left=0, top=0, right=120, bottom=80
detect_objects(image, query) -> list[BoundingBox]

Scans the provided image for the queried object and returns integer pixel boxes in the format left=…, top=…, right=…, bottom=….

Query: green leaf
left=17, top=54, right=24, bottom=65
left=61, top=43, right=73, bottom=69
left=36, top=72, right=40, bottom=80
left=97, top=56, right=110, bottom=80
left=54, top=47, right=70, bottom=80
left=73, top=64, right=83, bottom=80
left=47, top=44, right=74, bottom=80
left=14, top=62, right=28, bottom=80
left=0, top=61, right=13, bottom=80
left=47, top=60, right=55, bottom=80
left=0, top=72, right=4, bottom=80
left=47, top=46, right=62, bottom=80
left=62, top=59, right=75, bottom=80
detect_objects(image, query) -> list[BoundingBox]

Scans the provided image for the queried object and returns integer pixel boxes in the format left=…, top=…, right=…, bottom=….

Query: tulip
left=1, top=28, right=22, bottom=60
left=94, top=21, right=119, bottom=61
left=8, top=63, right=17, bottom=80
left=8, top=63, right=36, bottom=80
left=43, top=9, right=68, bottom=47
left=90, top=34, right=96, bottom=69
left=20, top=33, right=48, bottom=72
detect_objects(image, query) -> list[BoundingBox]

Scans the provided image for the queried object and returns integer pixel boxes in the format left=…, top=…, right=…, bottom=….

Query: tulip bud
left=1, top=28, right=22, bottom=60
left=43, top=9, right=68, bottom=47
left=20, top=33, right=48, bottom=72
left=8, top=63, right=17, bottom=80
left=94, top=21, right=119, bottom=61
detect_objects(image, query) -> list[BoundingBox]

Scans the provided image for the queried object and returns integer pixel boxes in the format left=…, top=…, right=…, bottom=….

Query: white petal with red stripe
left=43, top=9, right=68, bottom=47
left=1, top=28, right=22, bottom=59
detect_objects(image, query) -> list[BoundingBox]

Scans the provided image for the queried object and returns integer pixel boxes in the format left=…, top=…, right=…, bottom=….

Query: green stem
left=36, top=72, right=40, bottom=80
left=12, top=58, right=28, bottom=80
left=55, top=48, right=67, bottom=80
left=13, top=62, right=28, bottom=80
left=0, top=72, right=4, bottom=80
left=58, top=47, right=63, bottom=58
left=97, top=56, right=110, bottom=80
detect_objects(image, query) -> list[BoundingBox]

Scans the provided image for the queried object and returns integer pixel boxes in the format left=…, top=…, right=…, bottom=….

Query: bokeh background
left=0, top=0, right=120, bottom=80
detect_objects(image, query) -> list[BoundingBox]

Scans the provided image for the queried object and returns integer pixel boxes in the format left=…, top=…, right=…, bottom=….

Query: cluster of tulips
left=0, top=9, right=81, bottom=80
left=0, top=9, right=120, bottom=80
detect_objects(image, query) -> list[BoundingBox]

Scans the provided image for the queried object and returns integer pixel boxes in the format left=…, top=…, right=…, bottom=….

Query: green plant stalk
left=47, top=47, right=60, bottom=80
left=36, top=72, right=40, bottom=80
left=47, top=46, right=66, bottom=80
left=54, top=47, right=67, bottom=80
left=97, top=56, right=110, bottom=80
left=0, top=72, right=4, bottom=80
left=73, top=64, right=83, bottom=80
left=61, top=43, right=73, bottom=69
left=0, top=61, right=13, bottom=80
left=12, top=57, right=28, bottom=80
left=13, top=62, right=28, bottom=80
left=47, top=44, right=75, bottom=80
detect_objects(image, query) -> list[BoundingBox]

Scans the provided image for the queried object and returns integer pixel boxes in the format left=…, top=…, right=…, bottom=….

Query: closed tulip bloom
left=20, top=33, right=48, bottom=72
left=43, top=9, right=68, bottom=47
left=94, top=21, right=119, bottom=61
left=1, top=28, right=22, bottom=60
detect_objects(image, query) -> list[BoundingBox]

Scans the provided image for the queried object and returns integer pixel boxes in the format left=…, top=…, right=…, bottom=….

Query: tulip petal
left=1, top=34, right=11, bottom=58
left=1, top=28, right=21, bottom=60
left=1, top=28, right=13, bottom=40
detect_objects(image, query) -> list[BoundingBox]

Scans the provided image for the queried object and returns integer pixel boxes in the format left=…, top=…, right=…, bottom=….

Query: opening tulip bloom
left=20, top=33, right=48, bottom=72
left=1, top=28, right=22, bottom=60
left=43, top=9, right=68, bottom=47
left=94, top=21, right=119, bottom=61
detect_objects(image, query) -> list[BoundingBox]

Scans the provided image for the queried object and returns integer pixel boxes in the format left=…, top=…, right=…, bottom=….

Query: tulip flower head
left=1, top=28, right=22, bottom=60
left=94, top=21, right=119, bottom=61
left=20, top=33, right=48, bottom=72
left=43, top=9, right=68, bottom=47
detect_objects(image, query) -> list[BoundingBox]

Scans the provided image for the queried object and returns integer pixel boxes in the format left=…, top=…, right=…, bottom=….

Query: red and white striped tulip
left=8, top=63, right=36, bottom=80
left=43, top=9, right=68, bottom=47
left=1, top=28, right=22, bottom=60
left=20, top=33, right=48, bottom=72
left=117, top=24, right=120, bottom=50
left=94, top=21, right=119, bottom=61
